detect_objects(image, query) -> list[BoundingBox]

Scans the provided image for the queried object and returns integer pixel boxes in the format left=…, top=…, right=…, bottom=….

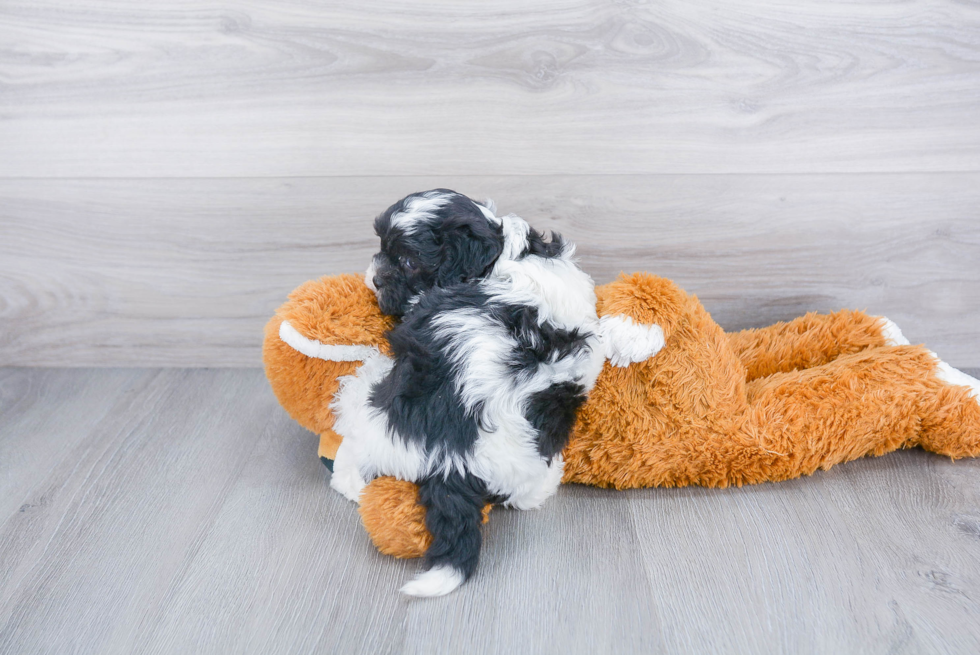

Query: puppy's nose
left=372, top=275, right=383, bottom=290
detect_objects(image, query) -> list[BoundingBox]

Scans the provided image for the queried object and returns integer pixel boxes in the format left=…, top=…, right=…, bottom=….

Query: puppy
left=330, top=190, right=606, bottom=597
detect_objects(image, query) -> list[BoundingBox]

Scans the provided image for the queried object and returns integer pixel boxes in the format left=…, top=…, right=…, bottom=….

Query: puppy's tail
left=399, top=470, right=487, bottom=598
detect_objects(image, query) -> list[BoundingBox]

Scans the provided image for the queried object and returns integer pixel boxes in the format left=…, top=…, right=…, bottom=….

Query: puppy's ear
left=436, top=219, right=504, bottom=286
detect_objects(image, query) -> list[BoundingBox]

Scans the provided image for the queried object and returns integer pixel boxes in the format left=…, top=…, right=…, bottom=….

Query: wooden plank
left=400, top=484, right=666, bottom=654
left=2, top=175, right=978, bottom=367
left=628, top=452, right=980, bottom=653
left=1, top=0, right=979, bottom=177
left=2, top=368, right=980, bottom=653
left=0, top=368, right=301, bottom=653
left=0, top=368, right=147, bottom=520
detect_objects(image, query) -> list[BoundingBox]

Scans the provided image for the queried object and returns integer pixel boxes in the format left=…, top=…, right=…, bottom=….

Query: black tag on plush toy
left=320, top=457, right=334, bottom=472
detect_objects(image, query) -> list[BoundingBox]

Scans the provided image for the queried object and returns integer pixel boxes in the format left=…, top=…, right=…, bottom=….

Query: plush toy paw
left=877, top=316, right=911, bottom=347
left=932, top=353, right=980, bottom=400
left=599, top=314, right=666, bottom=367
left=358, top=477, right=430, bottom=558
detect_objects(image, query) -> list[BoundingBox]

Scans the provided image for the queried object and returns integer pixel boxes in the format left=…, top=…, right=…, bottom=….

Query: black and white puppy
left=330, top=190, right=606, bottom=597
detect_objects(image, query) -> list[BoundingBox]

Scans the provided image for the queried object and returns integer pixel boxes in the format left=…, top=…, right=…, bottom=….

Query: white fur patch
left=486, top=228, right=595, bottom=333
left=600, top=315, right=666, bottom=367
left=494, top=214, right=531, bottom=262
left=931, top=352, right=980, bottom=400
left=329, top=437, right=367, bottom=503
left=504, top=454, right=566, bottom=510
left=389, top=190, right=453, bottom=234
left=877, top=316, right=911, bottom=346
left=477, top=199, right=499, bottom=223
left=365, top=258, right=378, bottom=292
left=279, top=320, right=381, bottom=362
left=400, top=565, right=465, bottom=597
left=330, top=351, right=429, bottom=485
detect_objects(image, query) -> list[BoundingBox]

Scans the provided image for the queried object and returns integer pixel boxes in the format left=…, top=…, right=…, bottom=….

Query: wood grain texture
left=1, top=0, right=979, bottom=177
left=2, top=175, right=978, bottom=367
left=2, top=367, right=980, bottom=654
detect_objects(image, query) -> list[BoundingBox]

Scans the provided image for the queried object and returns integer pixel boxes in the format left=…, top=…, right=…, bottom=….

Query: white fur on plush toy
left=877, top=316, right=980, bottom=399
left=877, top=317, right=910, bottom=347
left=933, top=357, right=980, bottom=399
left=599, top=315, right=666, bottom=367
left=878, top=316, right=980, bottom=402
left=279, top=320, right=381, bottom=362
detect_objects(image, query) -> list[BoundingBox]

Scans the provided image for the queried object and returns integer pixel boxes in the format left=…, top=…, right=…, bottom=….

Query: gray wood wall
left=2, top=0, right=979, bottom=367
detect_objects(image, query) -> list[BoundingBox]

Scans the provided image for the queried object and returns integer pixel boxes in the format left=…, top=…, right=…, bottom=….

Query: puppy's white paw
left=503, top=457, right=564, bottom=510
left=329, top=463, right=366, bottom=503
left=877, top=316, right=911, bottom=347
left=400, top=565, right=465, bottom=597
left=931, top=353, right=980, bottom=401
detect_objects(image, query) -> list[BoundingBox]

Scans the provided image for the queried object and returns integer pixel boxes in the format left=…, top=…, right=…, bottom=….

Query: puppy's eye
left=400, top=256, right=417, bottom=271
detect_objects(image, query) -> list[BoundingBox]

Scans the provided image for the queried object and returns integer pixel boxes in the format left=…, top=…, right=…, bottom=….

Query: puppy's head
left=367, top=189, right=503, bottom=317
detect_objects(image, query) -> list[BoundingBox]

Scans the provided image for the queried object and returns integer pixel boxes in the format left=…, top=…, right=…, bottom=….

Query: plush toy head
left=263, top=274, right=392, bottom=467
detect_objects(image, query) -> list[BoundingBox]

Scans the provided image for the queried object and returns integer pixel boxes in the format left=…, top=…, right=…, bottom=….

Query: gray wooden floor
left=3, top=366, right=980, bottom=654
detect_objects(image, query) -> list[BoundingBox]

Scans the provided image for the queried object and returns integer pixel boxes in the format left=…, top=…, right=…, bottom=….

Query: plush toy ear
left=278, top=320, right=384, bottom=362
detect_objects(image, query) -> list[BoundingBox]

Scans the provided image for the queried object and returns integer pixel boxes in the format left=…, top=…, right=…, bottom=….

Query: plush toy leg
left=318, top=429, right=343, bottom=471
left=738, top=345, right=980, bottom=484
left=359, top=477, right=493, bottom=560
left=727, top=310, right=895, bottom=381
left=359, top=477, right=432, bottom=558
left=917, top=357, right=980, bottom=458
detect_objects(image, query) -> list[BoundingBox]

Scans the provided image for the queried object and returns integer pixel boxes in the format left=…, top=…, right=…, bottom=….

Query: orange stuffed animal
left=264, top=272, right=980, bottom=559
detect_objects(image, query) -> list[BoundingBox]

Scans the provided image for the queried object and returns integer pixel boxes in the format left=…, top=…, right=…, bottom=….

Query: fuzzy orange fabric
left=263, top=274, right=393, bottom=456
left=263, top=273, right=980, bottom=559
left=727, top=309, right=889, bottom=381
left=359, top=477, right=492, bottom=559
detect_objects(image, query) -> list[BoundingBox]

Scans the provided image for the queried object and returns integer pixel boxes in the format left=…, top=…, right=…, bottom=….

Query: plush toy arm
left=596, top=273, right=687, bottom=342
left=599, top=314, right=666, bottom=367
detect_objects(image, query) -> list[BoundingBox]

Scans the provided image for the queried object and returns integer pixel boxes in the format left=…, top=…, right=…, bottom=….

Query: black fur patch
left=521, top=227, right=566, bottom=259
left=494, top=304, right=589, bottom=378
left=369, top=284, right=491, bottom=459
left=525, top=381, right=587, bottom=462
left=417, top=470, right=488, bottom=580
